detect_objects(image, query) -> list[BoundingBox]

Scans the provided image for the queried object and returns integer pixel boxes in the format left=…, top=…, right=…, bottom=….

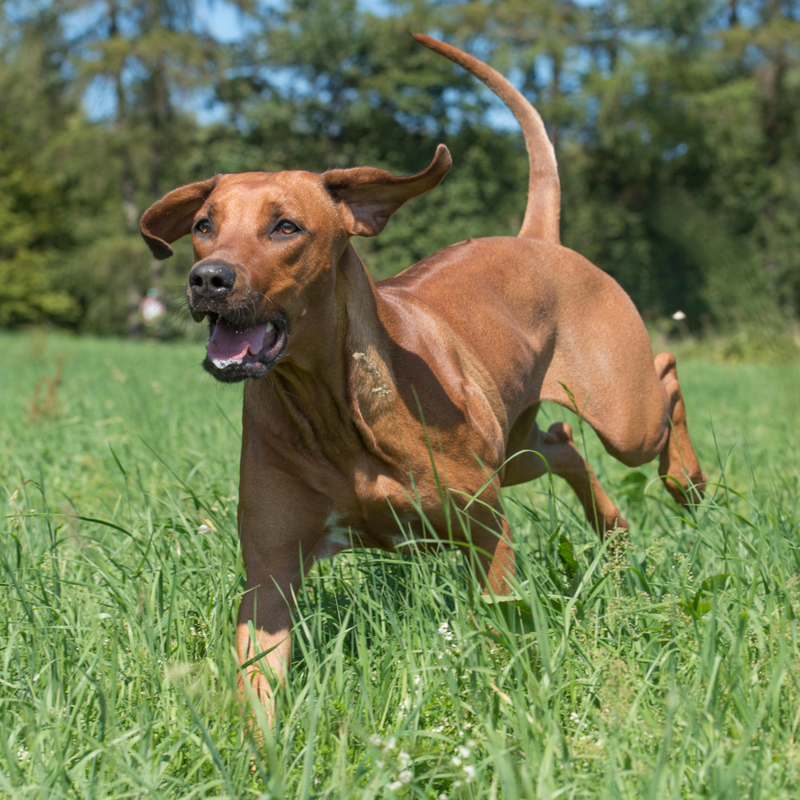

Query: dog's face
left=140, top=146, right=451, bottom=383
left=148, top=171, right=349, bottom=383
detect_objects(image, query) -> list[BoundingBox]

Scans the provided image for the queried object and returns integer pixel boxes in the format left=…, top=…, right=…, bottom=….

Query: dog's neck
left=242, top=243, right=397, bottom=470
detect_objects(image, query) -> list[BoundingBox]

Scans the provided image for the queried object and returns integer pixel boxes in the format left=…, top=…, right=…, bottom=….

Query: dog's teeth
left=212, top=357, right=242, bottom=369
left=265, top=321, right=275, bottom=332
left=191, top=309, right=206, bottom=323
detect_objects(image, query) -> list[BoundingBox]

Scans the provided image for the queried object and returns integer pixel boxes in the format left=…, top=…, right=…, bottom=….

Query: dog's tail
left=411, top=33, right=560, bottom=244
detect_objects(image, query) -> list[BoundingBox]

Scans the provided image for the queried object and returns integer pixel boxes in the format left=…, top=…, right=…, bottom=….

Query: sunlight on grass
left=2, top=331, right=800, bottom=798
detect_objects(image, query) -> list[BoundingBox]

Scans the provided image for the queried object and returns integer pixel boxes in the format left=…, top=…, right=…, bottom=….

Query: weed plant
left=1, top=331, right=800, bottom=799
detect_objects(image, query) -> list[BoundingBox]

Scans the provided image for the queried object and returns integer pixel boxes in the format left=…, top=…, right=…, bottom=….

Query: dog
left=140, top=34, right=705, bottom=707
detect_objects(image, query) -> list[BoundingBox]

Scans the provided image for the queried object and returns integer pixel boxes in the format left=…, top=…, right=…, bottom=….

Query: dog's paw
left=543, top=421, right=573, bottom=445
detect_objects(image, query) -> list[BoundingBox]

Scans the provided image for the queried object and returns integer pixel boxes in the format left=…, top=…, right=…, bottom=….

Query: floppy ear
left=323, top=144, right=452, bottom=237
left=140, top=176, right=221, bottom=259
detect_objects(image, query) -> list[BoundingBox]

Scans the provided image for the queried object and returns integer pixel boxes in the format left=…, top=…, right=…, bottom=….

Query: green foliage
left=1, top=0, right=799, bottom=343
left=0, top=257, right=79, bottom=327
left=2, top=333, right=800, bottom=797
left=0, top=9, right=81, bottom=326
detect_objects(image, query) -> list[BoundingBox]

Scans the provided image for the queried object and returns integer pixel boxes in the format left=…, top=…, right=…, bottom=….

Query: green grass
left=2, top=329, right=800, bottom=799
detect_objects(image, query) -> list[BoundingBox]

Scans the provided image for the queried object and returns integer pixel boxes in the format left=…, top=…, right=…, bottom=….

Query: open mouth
left=199, top=312, right=287, bottom=382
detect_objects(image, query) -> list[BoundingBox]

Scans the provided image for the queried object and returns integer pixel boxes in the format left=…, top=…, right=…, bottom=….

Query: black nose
left=189, top=261, right=236, bottom=298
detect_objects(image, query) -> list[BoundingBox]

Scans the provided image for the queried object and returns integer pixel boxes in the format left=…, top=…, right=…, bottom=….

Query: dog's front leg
left=236, top=467, right=329, bottom=715
left=460, top=494, right=516, bottom=595
left=236, top=556, right=299, bottom=709
left=483, top=517, right=515, bottom=594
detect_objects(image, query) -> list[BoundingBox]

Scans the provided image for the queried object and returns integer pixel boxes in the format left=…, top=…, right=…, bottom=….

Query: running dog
left=140, top=34, right=705, bottom=706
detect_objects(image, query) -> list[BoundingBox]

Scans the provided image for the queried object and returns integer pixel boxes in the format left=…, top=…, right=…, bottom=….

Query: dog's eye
left=194, top=219, right=212, bottom=235
left=276, top=220, right=299, bottom=235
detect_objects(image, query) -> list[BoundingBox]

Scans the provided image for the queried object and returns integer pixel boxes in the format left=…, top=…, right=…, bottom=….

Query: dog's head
left=140, top=146, right=451, bottom=383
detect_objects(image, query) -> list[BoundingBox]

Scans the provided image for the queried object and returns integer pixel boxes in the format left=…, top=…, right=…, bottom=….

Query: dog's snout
left=189, top=262, right=236, bottom=297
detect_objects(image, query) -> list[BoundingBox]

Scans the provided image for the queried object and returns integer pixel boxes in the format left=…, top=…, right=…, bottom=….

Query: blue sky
left=194, top=0, right=251, bottom=43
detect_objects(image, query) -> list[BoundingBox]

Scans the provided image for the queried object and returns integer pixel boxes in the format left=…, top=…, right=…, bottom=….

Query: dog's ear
left=323, top=145, right=452, bottom=237
left=140, top=176, right=221, bottom=259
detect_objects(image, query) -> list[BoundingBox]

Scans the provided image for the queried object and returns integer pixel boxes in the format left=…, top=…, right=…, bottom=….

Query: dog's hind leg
left=503, top=406, right=627, bottom=535
left=654, top=352, right=706, bottom=506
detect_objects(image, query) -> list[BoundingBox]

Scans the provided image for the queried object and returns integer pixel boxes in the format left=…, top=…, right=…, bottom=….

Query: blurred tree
left=452, top=0, right=799, bottom=332
left=59, top=0, right=238, bottom=335
left=0, top=6, right=81, bottom=327
left=591, top=0, right=800, bottom=330
left=0, top=0, right=797, bottom=344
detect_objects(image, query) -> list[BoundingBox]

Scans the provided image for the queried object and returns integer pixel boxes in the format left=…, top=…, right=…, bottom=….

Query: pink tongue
left=208, top=319, right=268, bottom=361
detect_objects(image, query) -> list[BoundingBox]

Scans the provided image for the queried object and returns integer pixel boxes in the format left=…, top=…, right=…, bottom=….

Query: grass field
left=2, top=330, right=800, bottom=799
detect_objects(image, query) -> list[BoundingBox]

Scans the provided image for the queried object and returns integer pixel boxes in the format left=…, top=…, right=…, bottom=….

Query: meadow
left=1, top=329, right=799, bottom=799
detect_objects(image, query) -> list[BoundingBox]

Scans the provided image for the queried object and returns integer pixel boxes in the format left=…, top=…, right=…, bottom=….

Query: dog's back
left=379, top=234, right=666, bottom=461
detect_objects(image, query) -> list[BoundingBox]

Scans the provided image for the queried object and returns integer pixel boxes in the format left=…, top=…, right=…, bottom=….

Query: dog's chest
left=316, top=462, right=419, bottom=549
left=315, top=452, right=496, bottom=559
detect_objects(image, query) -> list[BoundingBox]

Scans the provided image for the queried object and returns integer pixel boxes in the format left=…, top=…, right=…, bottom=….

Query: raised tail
left=411, top=33, right=560, bottom=244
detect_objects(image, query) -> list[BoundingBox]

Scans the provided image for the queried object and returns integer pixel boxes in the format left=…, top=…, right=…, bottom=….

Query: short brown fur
left=141, top=35, right=705, bottom=712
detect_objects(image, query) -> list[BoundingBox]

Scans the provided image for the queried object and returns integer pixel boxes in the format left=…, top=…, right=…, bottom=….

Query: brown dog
left=141, top=34, right=705, bottom=705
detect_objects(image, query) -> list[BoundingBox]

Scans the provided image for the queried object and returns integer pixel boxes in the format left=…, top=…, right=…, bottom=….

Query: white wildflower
left=398, top=770, right=413, bottom=785
left=398, top=751, right=411, bottom=768
left=463, top=764, right=476, bottom=783
left=457, top=744, right=471, bottom=759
